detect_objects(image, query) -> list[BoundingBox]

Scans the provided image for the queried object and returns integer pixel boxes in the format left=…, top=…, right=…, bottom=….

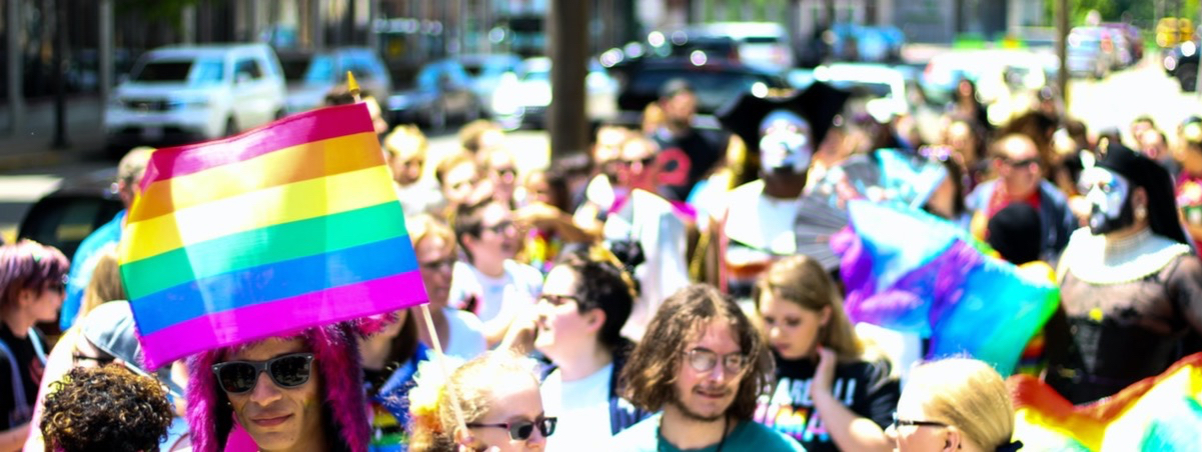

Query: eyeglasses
left=684, top=348, right=748, bottom=375
left=482, top=220, right=515, bottom=234
left=538, top=294, right=580, bottom=306
left=467, top=416, right=558, bottom=441
left=419, top=257, right=456, bottom=273
left=891, top=412, right=949, bottom=429
left=211, top=353, right=315, bottom=394
left=620, top=155, right=657, bottom=168
left=492, top=167, right=518, bottom=179
left=1001, top=157, right=1040, bottom=169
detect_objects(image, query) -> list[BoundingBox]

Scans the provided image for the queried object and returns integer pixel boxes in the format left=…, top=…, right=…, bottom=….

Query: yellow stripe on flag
left=121, top=165, right=396, bottom=264
left=131, top=131, right=383, bottom=223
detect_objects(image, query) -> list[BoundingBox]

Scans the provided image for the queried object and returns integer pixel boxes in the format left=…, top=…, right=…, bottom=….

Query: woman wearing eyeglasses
left=886, top=358, right=1021, bottom=452
left=0, top=240, right=68, bottom=451
left=187, top=323, right=371, bottom=452
left=503, top=248, right=648, bottom=450
left=752, top=255, right=900, bottom=452
left=409, top=350, right=554, bottom=451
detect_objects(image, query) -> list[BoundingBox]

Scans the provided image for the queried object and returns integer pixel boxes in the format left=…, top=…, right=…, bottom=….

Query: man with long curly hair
left=611, top=284, right=802, bottom=451
left=40, top=366, right=173, bottom=452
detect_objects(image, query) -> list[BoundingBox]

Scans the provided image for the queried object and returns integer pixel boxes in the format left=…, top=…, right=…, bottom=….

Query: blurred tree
left=1043, top=0, right=1196, bottom=28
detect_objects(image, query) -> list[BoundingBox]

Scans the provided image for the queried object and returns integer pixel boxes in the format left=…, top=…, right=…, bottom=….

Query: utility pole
left=7, top=0, right=24, bottom=134
left=1056, top=0, right=1069, bottom=108
left=546, top=0, right=588, bottom=159
left=52, top=0, right=69, bottom=149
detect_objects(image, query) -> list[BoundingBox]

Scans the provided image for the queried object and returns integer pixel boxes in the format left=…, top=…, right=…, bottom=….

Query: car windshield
left=132, top=58, right=224, bottom=85
left=466, top=60, right=514, bottom=79
left=830, top=80, right=893, bottom=98
left=629, top=69, right=777, bottom=110
left=304, top=54, right=336, bottom=84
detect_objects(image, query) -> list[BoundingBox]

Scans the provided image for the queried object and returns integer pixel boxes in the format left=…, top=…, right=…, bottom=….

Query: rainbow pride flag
left=1009, top=352, right=1202, bottom=451
left=119, top=103, right=426, bottom=369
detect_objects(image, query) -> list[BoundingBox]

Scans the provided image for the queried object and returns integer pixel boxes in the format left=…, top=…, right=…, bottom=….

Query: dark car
left=614, top=58, right=788, bottom=126
left=386, top=59, right=481, bottom=130
left=17, top=168, right=123, bottom=259
left=1163, top=40, right=1201, bottom=92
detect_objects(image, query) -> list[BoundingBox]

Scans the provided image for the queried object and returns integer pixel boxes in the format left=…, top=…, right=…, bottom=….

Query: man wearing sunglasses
left=967, top=133, right=1078, bottom=261
left=187, top=323, right=371, bottom=452
left=613, top=285, right=802, bottom=451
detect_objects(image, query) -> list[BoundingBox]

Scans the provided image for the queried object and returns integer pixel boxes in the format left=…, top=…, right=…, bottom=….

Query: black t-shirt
left=652, top=128, right=728, bottom=202
left=0, top=325, right=44, bottom=429
left=754, top=354, right=899, bottom=452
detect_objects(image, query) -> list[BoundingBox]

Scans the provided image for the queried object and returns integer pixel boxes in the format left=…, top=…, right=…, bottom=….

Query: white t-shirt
left=541, top=364, right=614, bottom=451
left=442, top=307, right=487, bottom=360
left=448, top=260, right=543, bottom=324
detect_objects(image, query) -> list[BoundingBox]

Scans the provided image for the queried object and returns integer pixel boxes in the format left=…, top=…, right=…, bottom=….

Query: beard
left=670, top=384, right=732, bottom=423
left=1088, top=197, right=1136, bottom=235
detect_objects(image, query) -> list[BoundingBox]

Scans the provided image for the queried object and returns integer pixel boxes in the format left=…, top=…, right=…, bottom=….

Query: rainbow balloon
left=119, top=103, right=426, bottom=368
left=837, top=201, right=1058, bottom=376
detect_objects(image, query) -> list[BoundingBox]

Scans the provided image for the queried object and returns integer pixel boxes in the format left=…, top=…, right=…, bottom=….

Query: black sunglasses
left=891, top=412, right=949, bottom=429
left=212, top=353, right=315, bottom=394
left=467, top=416, right=557, bottom=441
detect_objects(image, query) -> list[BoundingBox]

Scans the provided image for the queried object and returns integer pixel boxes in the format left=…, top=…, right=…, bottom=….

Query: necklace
left=658, top=415, right=729, bottom=452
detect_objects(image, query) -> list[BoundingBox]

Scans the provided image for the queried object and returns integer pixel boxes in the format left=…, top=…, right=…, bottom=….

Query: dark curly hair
left=619, top=284, right=774, bottom=421
left=41, top=365, right=174, bottom=452
left=555, top=247, right=637, bottom=351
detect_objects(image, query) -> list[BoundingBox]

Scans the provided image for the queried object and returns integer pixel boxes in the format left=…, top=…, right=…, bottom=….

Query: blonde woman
left=752, top=254, right=900, bottom=452
left=887, top=358, right=1022, bottom=452
left=409, top=351, right=555, bottom=451
left=76, top=244, right=125, bottom=321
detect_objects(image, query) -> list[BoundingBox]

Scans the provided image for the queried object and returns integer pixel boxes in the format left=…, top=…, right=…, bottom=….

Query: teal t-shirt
left=611, top=413, right=805, bottom=451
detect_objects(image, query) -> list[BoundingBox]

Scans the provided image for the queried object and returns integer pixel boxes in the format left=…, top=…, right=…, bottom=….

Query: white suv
left=104, top=44, right=287, bottom=148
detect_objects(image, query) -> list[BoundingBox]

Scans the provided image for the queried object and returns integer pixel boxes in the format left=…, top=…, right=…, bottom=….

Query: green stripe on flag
left=121, top=201, right=409, bottom=299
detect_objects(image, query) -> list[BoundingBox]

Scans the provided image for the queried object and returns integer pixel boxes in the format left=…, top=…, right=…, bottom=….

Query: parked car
left=1163, top=40, right=1201, bottom=92
left=285, top=47, right=392, bottom=114
left=828, top=24, right=906, bottom=64
left=675, top=22, right=794, bottom=73
left=614, top=58, right=788, bottom=127
left=17, top=168, right=123, bottom=260
left=489, top=57, right=619, bottom=130
left=1066, top=27, right=1115, bottom=80
left=387, top=59, right=480, bottom=130
left=459, top=53, right=523, bottom=119
left=103, top=44, right=288, bottom=150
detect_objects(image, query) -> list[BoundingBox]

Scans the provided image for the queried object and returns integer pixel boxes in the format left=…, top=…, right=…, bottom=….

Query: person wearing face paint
left=707, top=83, right=850, bottom=299
left=187, top=323, right=372, bottom=452
left=1043, top=142, right=1202, bottom=405
left=752, top=255, right=899, bottom=452
left=885, top=358, right=1021, bottom=452
left=611, top=284, right=803, bottom=452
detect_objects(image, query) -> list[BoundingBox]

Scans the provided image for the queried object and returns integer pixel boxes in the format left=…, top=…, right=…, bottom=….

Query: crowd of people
left=1, top=72, right=1201, bottom=452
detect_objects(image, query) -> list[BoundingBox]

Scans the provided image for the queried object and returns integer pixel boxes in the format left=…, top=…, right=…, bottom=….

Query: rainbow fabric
left=1009, top=352, right=1202, bottom=451
left=836, top=201, right=1059, bottom=376
left=119, top=103, right=426, bottom=369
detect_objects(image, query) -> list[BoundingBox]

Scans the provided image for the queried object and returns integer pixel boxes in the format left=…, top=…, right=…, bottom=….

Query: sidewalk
left=0, top=96, right=105, bottom=172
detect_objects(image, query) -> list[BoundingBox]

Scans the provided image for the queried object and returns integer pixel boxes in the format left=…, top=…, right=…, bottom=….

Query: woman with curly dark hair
left=41, top=365, right=173, bottom=452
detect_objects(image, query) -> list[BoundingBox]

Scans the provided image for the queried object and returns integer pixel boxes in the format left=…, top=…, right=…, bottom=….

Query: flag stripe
left=122, top=165, right=396, bottom=264
left=135, top=271, right=426, bottom=369
left=132, top=234, right=418, bottom=335
left=131, top=131, right=384, bottom=223
left=139, top=103, right=374, bottom=187
left=122, top=202, right=408, bottom=300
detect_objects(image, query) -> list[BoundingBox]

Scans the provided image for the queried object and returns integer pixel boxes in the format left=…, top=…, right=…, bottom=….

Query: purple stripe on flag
left=136, top=271, right=427, bottom=369
left=140, top=103, right=374, bottom=188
